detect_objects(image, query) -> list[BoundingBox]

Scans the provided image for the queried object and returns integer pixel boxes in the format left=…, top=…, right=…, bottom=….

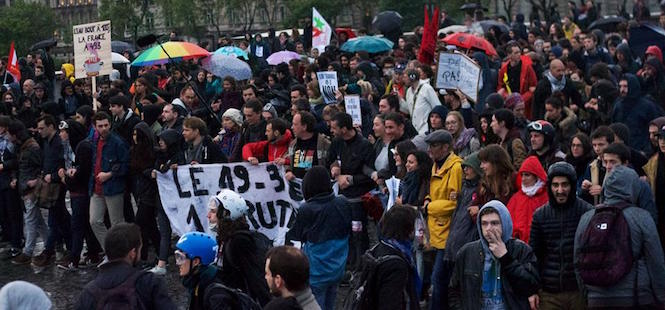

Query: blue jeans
left=70, top=195, right=101, bottom=262
left=45, top=190, right=71, bottom=253
left=311, top=282, right=338, bottom=310
left=22, top=196, right=48, bottom=256
left=430, top=249, right=452, bottom=310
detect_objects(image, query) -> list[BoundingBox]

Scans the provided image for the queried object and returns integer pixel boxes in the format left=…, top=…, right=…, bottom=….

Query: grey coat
left=574, top=166, right=665, bottom=308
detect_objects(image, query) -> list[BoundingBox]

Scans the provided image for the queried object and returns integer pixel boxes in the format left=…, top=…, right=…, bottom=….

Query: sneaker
left=9, top=248, right=21, bottom=259
left=57, top=259, right=78, bottom=271
left=32, top=251, right=54, bottom=267
left=11, top=253, right=31, bottom=265
left=149, top=265, right=167, bottom=276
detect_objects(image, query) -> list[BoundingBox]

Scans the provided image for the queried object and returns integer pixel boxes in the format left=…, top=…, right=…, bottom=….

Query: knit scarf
left=521, top=179, right=544, bottom=197
left=545, top=70, right=566, bottom=93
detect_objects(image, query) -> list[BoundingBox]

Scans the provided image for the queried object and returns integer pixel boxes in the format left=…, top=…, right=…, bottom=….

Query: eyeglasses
left=527, top=121, right=542, bottom=131
left=58, top=121, right=68, bottom=130
left=174, top=250, right=188, bottom=266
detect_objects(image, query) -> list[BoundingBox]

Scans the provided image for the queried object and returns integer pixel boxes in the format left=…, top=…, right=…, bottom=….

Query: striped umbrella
left=131, top=41, right=211, bottom=67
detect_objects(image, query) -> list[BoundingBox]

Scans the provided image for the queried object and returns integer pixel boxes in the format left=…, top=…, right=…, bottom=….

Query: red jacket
left=498, top=55, right=538, bottom=118
left=506, top=156, right=548, bottom=243
left=242, top=130, right=293, bottom=163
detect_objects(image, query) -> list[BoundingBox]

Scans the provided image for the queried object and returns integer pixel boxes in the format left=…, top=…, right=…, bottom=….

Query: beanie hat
left=504, top=93, right=523, bottom=110
left=485, top=92, right=504, bottom=110
left=462, top=151, right=483, bottom=178
left=550, top=45, right=563, bottom=58
left=222, top=108, right=244, bottom=128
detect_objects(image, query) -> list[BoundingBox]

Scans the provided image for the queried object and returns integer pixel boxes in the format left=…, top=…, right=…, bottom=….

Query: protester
left=183, top=116, right=228, bottom=164
left=506, top=156, right=548, bottom=243
left=0, top=281, right=52, bottom=310
left=491, top=108, right=527, bottom=169
left=423, top=129, right=462, bottom=310
left=448, top=200, right=540, bottom=309
left=285, top=111, right=330, bottom=179
left=264, top=246, right=320, bottom=310
left=565, top=132, right=594, bottom=190
left=369, top=206, right=420, bottom=310
left=0, top=116, right=22, bottom=258
left=446, top=111, right=480, bottom=158
left=580, top=125, right=614, bottom=205
left=528, top=162, right=591, bottom=309
left=76, top=223, right=176, bottom=309
left=476, top=144, right=516, bottom=205
left=242, top=118, right=292, bottom=164
left=405, top=68, right=440, bottom=134
left=527, top=120, right=565, bottom=170
left=643, top=124, right=665, bottom=251
left=287, top=166, right=350, bottom=310
left=574, top=166, right=665, bottom=308
left=498, top=42, right=538, bottom=118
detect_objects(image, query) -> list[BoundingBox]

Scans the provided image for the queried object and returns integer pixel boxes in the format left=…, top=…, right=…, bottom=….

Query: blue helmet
left=175, top=232, right=218, bottom=265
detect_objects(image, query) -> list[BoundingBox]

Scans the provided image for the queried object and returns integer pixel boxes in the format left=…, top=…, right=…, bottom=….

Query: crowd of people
left=2, top=2, right=665, bottom=309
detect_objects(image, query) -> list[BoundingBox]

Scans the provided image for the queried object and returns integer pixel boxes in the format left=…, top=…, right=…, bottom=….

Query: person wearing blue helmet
left=175, top=231, right=220, bottom=310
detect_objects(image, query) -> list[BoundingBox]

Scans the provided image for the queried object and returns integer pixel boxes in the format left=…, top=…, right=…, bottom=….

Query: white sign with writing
left=344, top=95, right=362, bottom=127
left=73, top=20, right=112, bottom=79
left=435, top=52, right=481, bottom=102
left=316, top=71, right=338, bottom=104
left=156, top=163, right=304, bottom=245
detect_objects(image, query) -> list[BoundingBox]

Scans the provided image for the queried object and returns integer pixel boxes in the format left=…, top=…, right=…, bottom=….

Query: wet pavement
left=0, top=249, right=190, bottom=309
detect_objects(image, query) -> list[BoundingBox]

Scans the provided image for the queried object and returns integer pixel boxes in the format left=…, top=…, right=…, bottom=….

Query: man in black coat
left=532, top=59, right=582, bottom=120
left=182, top=116, right=227, bottom=164
left=76, top=223, right=176, bottom=310
left=449, top=200, right=540, bottom=309
left=109, top=95, right=141, bottom=145
left=528, top=162, right=591, bottom=309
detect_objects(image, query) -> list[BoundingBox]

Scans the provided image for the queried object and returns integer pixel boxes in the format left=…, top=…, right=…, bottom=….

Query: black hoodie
left=529, top=162, right=592, bottom=293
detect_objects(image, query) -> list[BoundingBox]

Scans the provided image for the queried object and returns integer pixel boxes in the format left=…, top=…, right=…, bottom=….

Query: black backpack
left=576, top=202, right=634, bottom=286
left=343, top=243, right=407, bottom=310
left=86, top=271, right=146, bottom=310
left=203, top=282, right=262, bottom=310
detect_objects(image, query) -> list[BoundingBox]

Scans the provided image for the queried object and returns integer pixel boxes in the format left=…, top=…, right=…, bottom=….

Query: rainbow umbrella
left=131, top=41, right=210, bottom=66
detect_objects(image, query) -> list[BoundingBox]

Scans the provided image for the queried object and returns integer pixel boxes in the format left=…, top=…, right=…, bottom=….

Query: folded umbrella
left=202, top=54, right=252, bottom=80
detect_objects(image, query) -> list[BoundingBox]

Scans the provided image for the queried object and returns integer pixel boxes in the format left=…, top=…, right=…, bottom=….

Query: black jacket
left=0, top=142, right=18, bottom=191
left=326, top=131, right=376, bottom=199
left=449, top=239, right=540, bottom=310
left=64, top=139, right=93, bottom=195
left=17, top=138, right=41, bottom=195
left=41, top=133, right=64, bottom=177
left=75, top=261, right=176, bottom=310
left=532, top=77, right=582, bottom=120
left=112, top=109, right=141, bottom=145
left=185, top=135, right=228, bottom=164
left=370, top=241, right=419, bottom=310
left=220, top=231, right=271, bottom=306
left=231, top=120, right=267, bottom=162
left=529, top=162, right=592, bottom=293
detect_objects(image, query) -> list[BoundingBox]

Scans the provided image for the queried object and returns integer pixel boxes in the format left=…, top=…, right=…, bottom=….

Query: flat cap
left=424, top=129, right=453, bottom=144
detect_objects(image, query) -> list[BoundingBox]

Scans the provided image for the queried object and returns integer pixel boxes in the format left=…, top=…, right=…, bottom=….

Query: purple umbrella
left=266, top=51, right=301, bottom=65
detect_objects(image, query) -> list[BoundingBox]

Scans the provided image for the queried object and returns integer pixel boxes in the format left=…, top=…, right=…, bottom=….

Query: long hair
left=478, top=144, right=515, bottom=199
left=407, top=150, right=433, bottom=181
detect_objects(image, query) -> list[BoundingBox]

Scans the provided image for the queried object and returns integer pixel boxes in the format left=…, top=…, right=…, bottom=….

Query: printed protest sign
left=344, top=95, right=362, bottom=126
left=316, top=71, right=338, bottom=104
left=435, top=52, right=481, bottom=102
left=156, top=163, right=304, bottom=245
left=73, top=20, right=112, bottom=79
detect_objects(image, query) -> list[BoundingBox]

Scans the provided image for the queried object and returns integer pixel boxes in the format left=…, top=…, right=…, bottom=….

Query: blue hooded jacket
left=477, top=200, right=514, bottom=309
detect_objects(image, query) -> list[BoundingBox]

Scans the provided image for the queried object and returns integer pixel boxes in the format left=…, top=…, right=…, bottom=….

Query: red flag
left=418, top=6, right=439, bottom=65
left=6, top=41, right=20, bottom=83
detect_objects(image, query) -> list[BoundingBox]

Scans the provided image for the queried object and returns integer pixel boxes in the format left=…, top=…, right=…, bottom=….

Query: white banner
left=312, top=7, right=332, bottom=53
left=156, top=163, right=304, bottom=245
left=435, top=52, right=481, bottom=102
left=344, top=95, right=362, bottom=127
left=316, top=71, right=338, bottom=104
left=73, top=20, right=112, bottom=79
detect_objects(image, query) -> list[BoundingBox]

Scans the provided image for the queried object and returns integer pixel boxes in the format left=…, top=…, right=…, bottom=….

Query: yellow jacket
left=643, top=154, right=658, bottom=198
left=426, top=152, right=463, bottom=249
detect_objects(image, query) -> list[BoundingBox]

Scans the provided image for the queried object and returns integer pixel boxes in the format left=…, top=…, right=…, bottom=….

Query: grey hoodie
left=477, top=200, right=514, bottom=309
left=575, top=165, right=665, bottom=307
left=0, top=281, right=52, bottom=310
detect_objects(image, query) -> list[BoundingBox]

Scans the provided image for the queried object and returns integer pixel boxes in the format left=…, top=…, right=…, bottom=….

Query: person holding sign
left=497, top=42, right=538, bottom=119
left=404, top=66, right=441, bottom=135
left=284, top=111, right=330, bottom=180
left=242, top=118, right=292, bottom=165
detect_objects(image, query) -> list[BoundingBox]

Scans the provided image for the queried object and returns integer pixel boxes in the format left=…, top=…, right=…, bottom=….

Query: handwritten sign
left=73, top=21, right=112, bottom=79
left=344, top=95, right=362, bottom=127
left=156, top=163, right=304, bottom=245
left=316, top=71, right=338, bottom=104
left=435, top=52, right=481, bottom=102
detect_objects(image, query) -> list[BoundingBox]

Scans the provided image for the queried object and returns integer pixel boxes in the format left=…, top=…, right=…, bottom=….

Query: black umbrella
left=29, top=38, right=57, bottom=51
left=588, top=16, right=627, bottom=32
left=628, top=23, right=665, bottom=58
left=112, top=41, right=136, bottom=54
left=372, top=11, right=403, bottom=33
left=459, top=3, right=487, bottom=12
left=472, top=20, right=509, bottom=34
